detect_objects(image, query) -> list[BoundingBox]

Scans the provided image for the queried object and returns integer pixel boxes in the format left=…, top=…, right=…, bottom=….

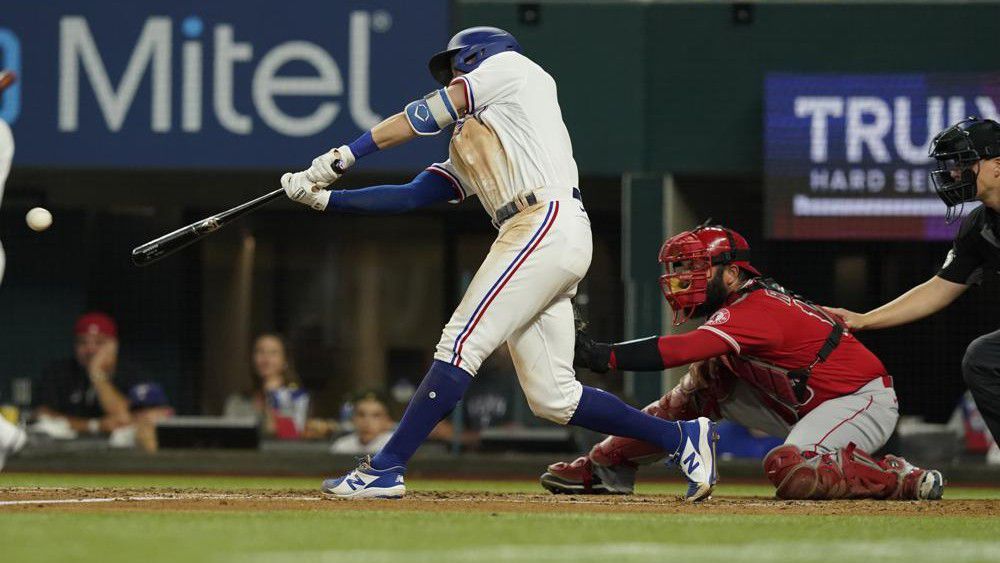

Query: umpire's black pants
left=962, top=328, right=1000, bottom=441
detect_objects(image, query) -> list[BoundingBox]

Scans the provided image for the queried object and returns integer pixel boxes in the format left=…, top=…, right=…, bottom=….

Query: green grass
left=3, top=511, right=999, bottom=563
left=2, top=473, right=1000, bottom=563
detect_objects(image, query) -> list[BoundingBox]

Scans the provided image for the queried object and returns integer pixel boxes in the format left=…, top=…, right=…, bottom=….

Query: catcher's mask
left=658, top=224, right=760, bottom=326
left=929, top=117, right=1000, bottom=223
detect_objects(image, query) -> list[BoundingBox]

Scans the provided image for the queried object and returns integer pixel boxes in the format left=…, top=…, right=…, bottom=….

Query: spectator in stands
left=34, top=312, right=138, bottom=436
left=330, top=391, right=395, bottom=454
left=225, top=333, right=316, bottom=439
left=32, top=312, right=172, bottom=452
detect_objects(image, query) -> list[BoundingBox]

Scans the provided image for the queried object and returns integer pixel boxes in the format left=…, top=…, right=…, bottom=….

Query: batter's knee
left=524, top=382, right=583, bottom=425
left=433, top=343, right=480, bottom=377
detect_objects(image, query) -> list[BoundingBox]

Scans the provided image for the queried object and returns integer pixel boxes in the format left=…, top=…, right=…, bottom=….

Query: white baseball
left=26, top=207, right=53, bottom=232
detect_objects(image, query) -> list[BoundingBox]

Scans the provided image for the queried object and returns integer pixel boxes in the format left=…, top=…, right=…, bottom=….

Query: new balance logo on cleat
left=346, top=475, right=367, bottom=491
left=683, top=449, right=700, bottom=474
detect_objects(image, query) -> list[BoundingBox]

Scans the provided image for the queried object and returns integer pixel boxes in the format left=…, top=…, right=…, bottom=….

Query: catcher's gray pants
left=720, top=377, right=898, bottom=454
left=963, top=329, right=1000, bottom=442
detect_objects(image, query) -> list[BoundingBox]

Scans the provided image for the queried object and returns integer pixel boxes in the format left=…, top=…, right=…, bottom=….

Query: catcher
left=542, top=224, right=944, bottom=500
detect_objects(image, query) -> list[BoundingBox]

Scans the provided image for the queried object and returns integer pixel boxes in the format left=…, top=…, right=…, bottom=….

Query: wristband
left=347, top=130, right=379, bottom=161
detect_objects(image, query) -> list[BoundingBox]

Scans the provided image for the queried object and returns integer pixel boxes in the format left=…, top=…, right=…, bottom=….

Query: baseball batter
left=542, top=225, right=944, bottom=500
left=0, top=69, right=27, bottom=471
left=282, top=27, right=718, bottom=500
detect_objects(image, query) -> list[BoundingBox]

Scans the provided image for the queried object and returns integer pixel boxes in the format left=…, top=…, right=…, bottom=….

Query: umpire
left=829, top=117, right=1000, bottom=448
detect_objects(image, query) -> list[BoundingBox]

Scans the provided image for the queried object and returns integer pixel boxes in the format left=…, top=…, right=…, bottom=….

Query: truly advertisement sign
left=0, top=2, right=448, bottom=169
left=764, top=73, right=1000, bottom=240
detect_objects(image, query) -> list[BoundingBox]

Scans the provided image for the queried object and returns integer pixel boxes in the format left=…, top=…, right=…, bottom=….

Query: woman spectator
left=224, top=333, right=311, bottom=439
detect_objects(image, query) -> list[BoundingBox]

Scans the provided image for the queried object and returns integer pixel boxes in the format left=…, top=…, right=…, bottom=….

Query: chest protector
left=722, top=278, right=844, bottom=420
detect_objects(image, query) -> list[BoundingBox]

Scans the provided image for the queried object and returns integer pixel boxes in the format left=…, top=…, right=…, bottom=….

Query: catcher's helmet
left=929, top=117, right=1000, bottom=223
left=428, top=27, right=521, bottom=87
left=658, top=225, right=760, bottom=326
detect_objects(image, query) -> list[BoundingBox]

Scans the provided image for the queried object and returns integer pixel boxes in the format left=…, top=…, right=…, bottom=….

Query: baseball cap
left=127, top=383, right=169, bottom=410
left=74, top=312, right=118, bottom=338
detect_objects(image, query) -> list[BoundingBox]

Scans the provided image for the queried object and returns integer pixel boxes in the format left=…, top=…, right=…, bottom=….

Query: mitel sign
left=0, top=2, right=448, bottom=169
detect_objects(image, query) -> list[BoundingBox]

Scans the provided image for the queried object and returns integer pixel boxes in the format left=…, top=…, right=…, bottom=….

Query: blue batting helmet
left=428, top=27, right=522, bottom=86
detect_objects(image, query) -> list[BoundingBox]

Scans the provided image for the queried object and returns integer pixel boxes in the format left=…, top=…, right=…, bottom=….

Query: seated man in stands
left=34, top=312, right=168, bottom=449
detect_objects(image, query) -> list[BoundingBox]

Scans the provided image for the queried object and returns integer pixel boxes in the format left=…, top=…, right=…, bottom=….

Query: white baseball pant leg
left=434, top=199, right=592, bottom=423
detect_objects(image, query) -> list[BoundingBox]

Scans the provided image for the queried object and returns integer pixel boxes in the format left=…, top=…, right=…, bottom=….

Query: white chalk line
left=0, top=494, right=321, bottom=506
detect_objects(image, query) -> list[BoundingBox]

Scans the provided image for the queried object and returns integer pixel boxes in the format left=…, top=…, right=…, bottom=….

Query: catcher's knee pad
left=764, top=444, right=817, bottom=499
left=763, top=444, right=847, bottom=499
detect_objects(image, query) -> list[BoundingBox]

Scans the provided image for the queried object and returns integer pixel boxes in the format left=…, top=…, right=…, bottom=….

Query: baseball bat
left=132, top=162, right=345, bottom=267
left=131, top=188, right=284, bottom=266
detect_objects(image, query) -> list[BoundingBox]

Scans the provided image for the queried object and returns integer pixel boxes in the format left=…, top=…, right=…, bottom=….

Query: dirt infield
left=1, top=487, right=996, bottom=517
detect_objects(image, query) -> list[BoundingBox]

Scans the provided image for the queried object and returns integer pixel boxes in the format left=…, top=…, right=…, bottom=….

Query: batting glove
left=282, top=172, right=331, bottom=211
left=305, top=145, right=355, bottom=186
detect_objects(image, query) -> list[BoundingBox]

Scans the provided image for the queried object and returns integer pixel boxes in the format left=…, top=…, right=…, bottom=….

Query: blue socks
left=569, top=386, right=682, bottom=453
left=371, top=360, right=471, bottom=470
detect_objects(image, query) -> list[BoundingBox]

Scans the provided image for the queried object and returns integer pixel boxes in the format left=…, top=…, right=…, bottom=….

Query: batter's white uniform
left=425, top=51, right=591, bottom=424
left=0, top=119, right=13, bottom=285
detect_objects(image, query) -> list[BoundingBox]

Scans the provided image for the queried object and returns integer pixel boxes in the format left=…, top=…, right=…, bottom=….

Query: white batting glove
left=282, top=172, right=331, bottom=211
left=305, top=145, right=355, bottom=186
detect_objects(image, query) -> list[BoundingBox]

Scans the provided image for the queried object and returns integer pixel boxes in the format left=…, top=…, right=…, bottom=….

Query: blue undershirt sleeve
left=326, top=170, right=457, bottom=214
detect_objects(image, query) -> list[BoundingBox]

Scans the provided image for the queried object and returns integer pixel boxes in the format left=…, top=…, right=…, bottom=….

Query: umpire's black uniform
left=938, top=204, right=1000, bottom=440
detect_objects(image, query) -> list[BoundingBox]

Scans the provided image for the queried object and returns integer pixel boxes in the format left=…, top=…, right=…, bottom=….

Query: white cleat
left=321, top=455, right=406, bottom=499
left=671, top=417, right=719, bottom=502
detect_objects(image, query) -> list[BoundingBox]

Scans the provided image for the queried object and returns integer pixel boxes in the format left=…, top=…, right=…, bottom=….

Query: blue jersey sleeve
left=326, top=170, right=458, bottom=214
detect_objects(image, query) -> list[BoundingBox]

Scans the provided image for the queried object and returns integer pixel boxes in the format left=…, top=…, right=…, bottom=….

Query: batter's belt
left=494, top=187, right=583, bottom=228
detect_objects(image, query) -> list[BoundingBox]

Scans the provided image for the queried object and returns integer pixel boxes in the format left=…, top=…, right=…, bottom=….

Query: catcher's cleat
left=540, top=456, right=635, bottom=495
left=670, top=417, right=719, bottom=502
left=321, top=455, right=406, bottom=499
left=882, top=455, right=945, bottom=501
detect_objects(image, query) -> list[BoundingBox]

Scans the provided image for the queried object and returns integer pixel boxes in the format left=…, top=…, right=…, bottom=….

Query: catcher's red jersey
left=696, top=284, right=889, bottom=414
